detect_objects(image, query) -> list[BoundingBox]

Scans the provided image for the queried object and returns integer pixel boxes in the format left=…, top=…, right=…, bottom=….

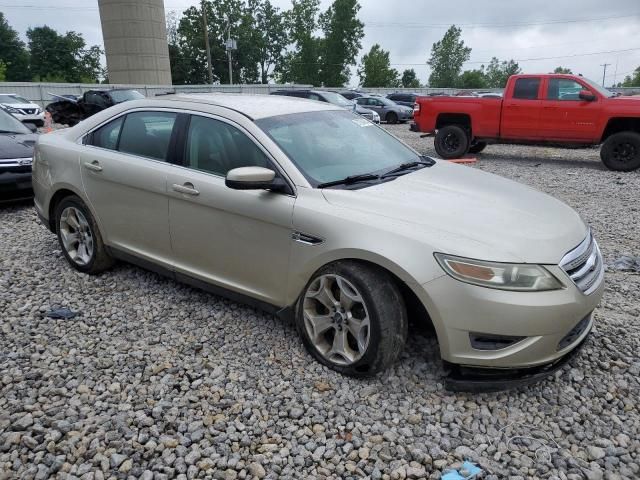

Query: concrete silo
left=98, top=0, right=172, bottom=85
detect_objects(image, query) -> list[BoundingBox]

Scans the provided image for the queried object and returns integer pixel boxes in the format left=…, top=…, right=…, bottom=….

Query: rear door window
left=118, top=111, right=177, bottom=161
left=89, top=116, right=124, bottom=150
left=513, top=78, right=541, bottom=100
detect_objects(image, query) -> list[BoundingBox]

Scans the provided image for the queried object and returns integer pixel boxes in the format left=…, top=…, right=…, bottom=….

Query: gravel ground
left=1, top=126, right=639, bottom=480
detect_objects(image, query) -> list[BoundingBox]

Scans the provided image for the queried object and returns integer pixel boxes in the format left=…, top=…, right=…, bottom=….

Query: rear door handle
left=172, top=182, right=199, bottom=196
left=83, top=161, right=102, bottom=172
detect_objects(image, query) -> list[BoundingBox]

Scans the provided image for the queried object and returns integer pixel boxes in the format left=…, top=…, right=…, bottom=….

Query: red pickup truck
left=412, top=74, right=640, bottom=171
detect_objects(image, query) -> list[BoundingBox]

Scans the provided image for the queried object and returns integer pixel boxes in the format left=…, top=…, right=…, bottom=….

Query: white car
left=0, top=94, right=45, bottom=126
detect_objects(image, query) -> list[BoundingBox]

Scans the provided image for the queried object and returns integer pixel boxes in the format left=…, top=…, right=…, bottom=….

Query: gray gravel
left=1, top=125, right=639, bottom=479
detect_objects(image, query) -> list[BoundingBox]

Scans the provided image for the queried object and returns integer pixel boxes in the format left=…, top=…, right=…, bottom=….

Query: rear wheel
left=468, top=141, right=487, bottom=154
left=386, top=112, right=398, bottom=124
left=434, top=125, right=470, bottom=159
left=55, top=196, right=114, bottom=274
left=600, top=131, right=640, bottom=171
left=296, top=261, right=408, bottom=376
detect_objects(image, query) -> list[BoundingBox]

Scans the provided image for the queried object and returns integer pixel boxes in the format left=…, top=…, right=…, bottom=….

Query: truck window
left=513, top=78, right=541, bottom=100
left=547, top=79, right=586, bottom=101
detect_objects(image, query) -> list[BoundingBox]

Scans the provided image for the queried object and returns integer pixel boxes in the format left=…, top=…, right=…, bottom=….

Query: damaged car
left=46, top=89, right=145, bottom=126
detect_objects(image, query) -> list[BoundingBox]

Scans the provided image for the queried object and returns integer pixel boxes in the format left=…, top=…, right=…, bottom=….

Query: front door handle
left=83, top=161, right=102, bottom=172
left=172, top=182, right=200, bottom=196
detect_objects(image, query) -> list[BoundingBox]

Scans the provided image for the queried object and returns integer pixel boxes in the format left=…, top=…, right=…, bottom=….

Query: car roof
left=157, top=92, right=342, bottom=120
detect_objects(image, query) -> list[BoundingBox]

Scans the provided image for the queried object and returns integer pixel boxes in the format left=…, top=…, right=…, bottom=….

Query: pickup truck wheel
left=386, top=112, right=398, bottom=124
left=435, top=125, right=470, bottom=159
left=296, top=261, right=408, bottom=377
left=468, top=141, right=487, bottom=154
left=600, top=132, right=640, bottom=171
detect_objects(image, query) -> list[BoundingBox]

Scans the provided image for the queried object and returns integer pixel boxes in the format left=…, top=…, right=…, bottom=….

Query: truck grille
left=559, top=231, right=604, bottom=295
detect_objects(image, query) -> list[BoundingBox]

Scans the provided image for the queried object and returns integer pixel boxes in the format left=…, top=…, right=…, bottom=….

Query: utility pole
left=600, top=63, right=611, bottom=87
left=202, top=1, right=213, bottom=84
left=227, top=17, right=233, bottom=85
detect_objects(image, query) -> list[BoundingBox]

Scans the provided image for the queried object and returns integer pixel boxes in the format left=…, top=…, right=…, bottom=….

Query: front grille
left=20, top=108, right=38, bottom=114
left=557, top=313, right=592, bottom=350
left=559, top=231, right=604, bottom=295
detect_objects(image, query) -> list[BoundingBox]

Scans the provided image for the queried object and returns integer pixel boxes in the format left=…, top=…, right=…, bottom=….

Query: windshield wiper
left=381, top=158, right=435, bottom=178
left=317, top=173, right=381, bottom=189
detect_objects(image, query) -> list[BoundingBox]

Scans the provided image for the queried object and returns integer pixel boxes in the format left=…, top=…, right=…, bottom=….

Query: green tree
left=457, top=69, right=486, bottom=89
left=27, top=26, right=103, bottom=82
left=246, top=0, right=288, bottom=83
left=0, top=61, right=6, bottom=81
left=319, top=0, right=364, bottom=87
left=357, top=44, right=399, bottom=87
left=553, top=66, right=572, bottom=74
left=401, top=68, right=421, bottom=88
left=277, top=0, right=323, bottom=85
left=0, top=13, right=30, bottom=81
left=621, top=67, right=640, bottom=87
left=484, top=57, right=521, bottom=88
left=427, top=25, right=471, bottom=87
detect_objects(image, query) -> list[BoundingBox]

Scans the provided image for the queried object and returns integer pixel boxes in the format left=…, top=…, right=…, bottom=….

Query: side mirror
left=579, top=90, right=596, bottom=102
left=225, top=166, right=288, bottom=192
left=25, top=122, right=38, bottom=133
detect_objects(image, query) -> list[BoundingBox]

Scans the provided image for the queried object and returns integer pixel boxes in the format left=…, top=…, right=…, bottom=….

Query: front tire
left=600, top=131, right=640, bottom=171
left=434, top=125, right=470, bottom=159
left=55, top=196, right=114, bottom=274
left=296, top=261, right=408, bottom=376
left=386, top=112, right=398, bottom=124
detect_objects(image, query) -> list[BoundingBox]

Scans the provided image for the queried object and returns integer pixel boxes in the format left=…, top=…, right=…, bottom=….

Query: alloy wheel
left=612, top=142, right=637, bottom=164
left=303, top=274, right=371, bottom=365
left=59, top=207, right=94, bottom=266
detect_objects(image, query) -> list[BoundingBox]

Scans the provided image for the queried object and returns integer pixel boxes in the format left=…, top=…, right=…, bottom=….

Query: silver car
left=355, top=96, right=414, bottom=124
left=32, top=94, right=603, bottom=389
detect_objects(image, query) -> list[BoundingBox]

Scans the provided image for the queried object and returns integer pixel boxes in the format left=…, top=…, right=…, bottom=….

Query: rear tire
left=386, top=112, right=398, bottom=124
left=55, top=195, right=114, bottom=274
left=434, top=125, right=470, bottom=159
left=295, top=261, right=408, bottom=377
left=468, top=141, right=487, bottom=154
left=600, top=131, right=640, bottom=171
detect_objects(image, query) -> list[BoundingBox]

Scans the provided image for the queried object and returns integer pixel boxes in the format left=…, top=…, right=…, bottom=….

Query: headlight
left=4, top=106, right=20, bottom=114
left=434, top=253, right=564, bottom=291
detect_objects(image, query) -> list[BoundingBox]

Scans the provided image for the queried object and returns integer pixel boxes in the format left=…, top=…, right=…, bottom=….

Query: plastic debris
left=608, top=256, right=640, bottom=273
left=45, top=307, right=78, bottom=320
left=441, top=461, right=483, bottom=480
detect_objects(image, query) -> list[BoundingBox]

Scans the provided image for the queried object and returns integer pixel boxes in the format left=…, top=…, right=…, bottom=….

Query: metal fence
left=1, top=82, right=639, bottom=108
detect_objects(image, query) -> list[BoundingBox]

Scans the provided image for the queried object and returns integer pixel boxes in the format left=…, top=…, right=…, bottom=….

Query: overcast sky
left=3, top=0, right=640, bottom=87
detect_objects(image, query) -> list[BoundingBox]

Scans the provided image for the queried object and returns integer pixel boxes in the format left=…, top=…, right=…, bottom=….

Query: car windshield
left=109, top=90, right=145, bottom=103
left=319, top=92, right=353, bottom=107
left=0, top=95, right=30, bottom=104
left=580, top=77, right=615, bottom=98
left=257, top=110, right=422, bottom=186
left=377, top=97, right=398, bottom=106
left=0, top=109, right=31, bottom=134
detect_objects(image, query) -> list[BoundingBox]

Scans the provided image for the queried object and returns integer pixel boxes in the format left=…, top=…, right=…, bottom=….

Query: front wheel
left=386, top=112, right=398, bottom=124
left=296, top=261, right=408, bottom=376
left=468, top=141, right=487, bottom=154
left=600, top=131, right=640, bottom=171
left=55, top=195, right=114, bottom=274
left=434, top=125, right=470, bottom=159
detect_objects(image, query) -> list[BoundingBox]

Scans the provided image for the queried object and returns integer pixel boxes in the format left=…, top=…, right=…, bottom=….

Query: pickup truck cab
left=413, top=74, right=640, bottom=171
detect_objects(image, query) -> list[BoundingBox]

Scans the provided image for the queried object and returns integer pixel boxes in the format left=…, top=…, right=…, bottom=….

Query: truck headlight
left=434, top=253, right=564, bottom=291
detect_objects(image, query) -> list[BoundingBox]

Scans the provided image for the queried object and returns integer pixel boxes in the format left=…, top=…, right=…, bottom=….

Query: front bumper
left=0, top=168, right=33, bottom=201
left=444, top=331, right=591, bottom=392
left=13, top=111, right=45, bottom=123
left=418, top=264, right=604, bottom=371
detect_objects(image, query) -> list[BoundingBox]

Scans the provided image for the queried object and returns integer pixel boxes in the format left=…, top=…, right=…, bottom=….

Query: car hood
left=321, top=161, right=587, bottom=264
left=0, top=103, right=39, bottom=110
left=0, top=133, right=37, bottom=159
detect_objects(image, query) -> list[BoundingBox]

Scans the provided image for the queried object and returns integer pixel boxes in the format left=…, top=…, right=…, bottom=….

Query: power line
left=364, top=13, right=640, bottom=29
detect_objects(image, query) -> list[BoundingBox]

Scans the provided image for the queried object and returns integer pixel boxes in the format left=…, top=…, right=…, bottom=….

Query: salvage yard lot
left=1, top=126, right=639, bottom=479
